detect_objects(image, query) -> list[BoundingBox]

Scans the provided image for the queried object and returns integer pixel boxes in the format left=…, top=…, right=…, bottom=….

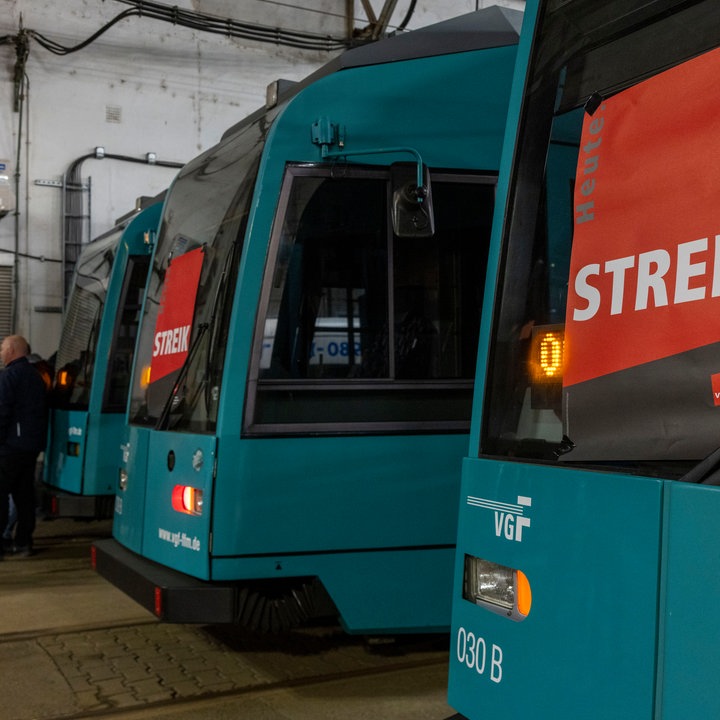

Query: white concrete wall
left=0, top=0, right=524, bottom=357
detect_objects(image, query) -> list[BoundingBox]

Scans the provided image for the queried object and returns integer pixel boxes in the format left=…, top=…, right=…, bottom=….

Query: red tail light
left=171, top=485, right=203, bottom=516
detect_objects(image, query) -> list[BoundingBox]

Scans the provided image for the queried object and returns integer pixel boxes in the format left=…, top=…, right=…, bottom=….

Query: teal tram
left=448, top=0, right=720, bottom=717
left=92, top=7, right=522, bottom=633
left=44, top=202, right=160, bottom=517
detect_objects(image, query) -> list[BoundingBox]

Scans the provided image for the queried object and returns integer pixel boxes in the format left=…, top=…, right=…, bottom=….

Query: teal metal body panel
left=47, top=410, right=124, bottom=496
left=45, top=408, right=88, bottom=495
left=140, top=431, right=216, bottom=579
left=112, top=425, right=149, bottom=554
left=449, top=458, right=662, bottom=718
left=210, top=434, right=465, bottom=557
left=656, top=481, right=720, bottom=718
left=82, top=412, right=127, bottom=495
left=449, top=460, right=720, bottom=719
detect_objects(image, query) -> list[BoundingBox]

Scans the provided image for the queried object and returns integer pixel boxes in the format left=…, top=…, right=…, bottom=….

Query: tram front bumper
left=92, top=538, right=236, bottom=623
left=42, top=489, right=114, bottom=520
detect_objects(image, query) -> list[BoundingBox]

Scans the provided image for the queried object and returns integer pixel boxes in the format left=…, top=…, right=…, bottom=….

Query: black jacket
left=0, top=356, right=48, bottom=455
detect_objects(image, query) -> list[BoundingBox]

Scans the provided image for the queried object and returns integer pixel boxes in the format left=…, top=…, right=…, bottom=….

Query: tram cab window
left=482, top=0, right=720, bottom=476
left=53, top=230, right=118, bottom=409
left=245, top=164, right=494, bottom=435
left=128, top=118, right=264, bottom=433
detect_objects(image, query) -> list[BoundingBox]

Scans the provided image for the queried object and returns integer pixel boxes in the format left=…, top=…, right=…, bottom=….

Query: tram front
left=449, top=0, right=720, bottom=718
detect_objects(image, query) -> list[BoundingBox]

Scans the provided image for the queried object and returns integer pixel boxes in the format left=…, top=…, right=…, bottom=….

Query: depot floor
left=0, top=516, right=454, bottom=720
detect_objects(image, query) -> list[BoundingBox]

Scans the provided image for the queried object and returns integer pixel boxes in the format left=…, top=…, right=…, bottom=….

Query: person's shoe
left=12, top=546, right=34, bottom=557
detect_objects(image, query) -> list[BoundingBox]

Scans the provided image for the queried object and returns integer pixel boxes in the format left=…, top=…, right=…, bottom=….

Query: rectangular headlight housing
left=463, top=554, right=531, bottom=621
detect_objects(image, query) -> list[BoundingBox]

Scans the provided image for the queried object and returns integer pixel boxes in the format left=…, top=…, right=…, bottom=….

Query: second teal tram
left=92, top=7, right=522, bottom=633
left=448, top=0, right=720, bottom=717
left=44, top=201, right=160, bottom=517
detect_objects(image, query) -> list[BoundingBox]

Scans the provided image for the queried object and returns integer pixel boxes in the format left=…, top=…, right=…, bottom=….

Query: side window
left=246, top=165, right=493, bottom=435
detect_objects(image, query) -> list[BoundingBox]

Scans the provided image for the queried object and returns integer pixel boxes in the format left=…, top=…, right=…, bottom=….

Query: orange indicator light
left=140, top=364, right=152, bottom=388
left=516, top=570, right=532, bottom=617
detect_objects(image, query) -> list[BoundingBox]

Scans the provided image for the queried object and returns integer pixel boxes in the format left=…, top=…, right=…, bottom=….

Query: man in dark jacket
left=0, top=335, right=48, bottom=557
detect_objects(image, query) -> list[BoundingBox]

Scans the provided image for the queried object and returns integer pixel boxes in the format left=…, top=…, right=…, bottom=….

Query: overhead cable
left=29, top=0, right=351, bottom=55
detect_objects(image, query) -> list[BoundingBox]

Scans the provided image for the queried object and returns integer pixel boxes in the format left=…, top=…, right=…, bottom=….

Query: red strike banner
left=150, top=246, right=204, bottom=383
left=565, top=45, right=720, bottom=389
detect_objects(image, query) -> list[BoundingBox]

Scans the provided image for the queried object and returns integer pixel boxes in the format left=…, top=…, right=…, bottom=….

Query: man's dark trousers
left=0, top=453, right=37, bottom=552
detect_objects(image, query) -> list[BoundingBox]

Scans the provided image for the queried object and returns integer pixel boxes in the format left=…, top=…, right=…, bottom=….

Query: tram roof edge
left=219, top=5, right=523, bottom=143
left=333, top=5, right=523, bottom=69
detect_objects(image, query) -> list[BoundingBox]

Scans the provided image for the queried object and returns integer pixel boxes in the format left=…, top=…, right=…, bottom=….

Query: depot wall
left=0, top=0, right=523, bottom=358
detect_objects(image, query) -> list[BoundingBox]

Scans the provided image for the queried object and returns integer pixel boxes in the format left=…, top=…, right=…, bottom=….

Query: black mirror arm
left=322, top=146, right=428, bottom=200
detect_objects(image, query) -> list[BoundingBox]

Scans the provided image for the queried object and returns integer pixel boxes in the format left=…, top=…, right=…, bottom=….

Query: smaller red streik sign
left=150, top=246, right=204, bottom=383
left=565, top=44, right=720, bottom=388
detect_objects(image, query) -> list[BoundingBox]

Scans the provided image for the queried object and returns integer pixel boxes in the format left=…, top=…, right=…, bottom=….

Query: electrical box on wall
left=0, top=160, right=15, bottom=218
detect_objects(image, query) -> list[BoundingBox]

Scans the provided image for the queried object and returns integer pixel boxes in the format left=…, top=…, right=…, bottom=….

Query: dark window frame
left=244, top=162, right=496, bottom=437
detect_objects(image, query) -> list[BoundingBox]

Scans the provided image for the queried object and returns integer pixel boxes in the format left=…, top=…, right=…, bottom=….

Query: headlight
left=463, top=555, right=532, bottom=621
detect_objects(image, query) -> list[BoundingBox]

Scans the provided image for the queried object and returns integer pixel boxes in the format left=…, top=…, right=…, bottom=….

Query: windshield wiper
left=155, top=321, right=209, bottom=431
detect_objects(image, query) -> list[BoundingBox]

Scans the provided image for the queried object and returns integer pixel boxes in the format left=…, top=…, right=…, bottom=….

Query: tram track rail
left=0, top=617, right=160, bottom=645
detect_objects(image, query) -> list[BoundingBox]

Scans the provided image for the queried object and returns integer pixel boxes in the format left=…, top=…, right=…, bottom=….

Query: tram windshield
left=483, top=0, right=720, bottom=476
left=54, top=229, right=119, bottom=408
left=245, top=166, right=493, bottom=434
left=128, top=117, right=264, bottom=432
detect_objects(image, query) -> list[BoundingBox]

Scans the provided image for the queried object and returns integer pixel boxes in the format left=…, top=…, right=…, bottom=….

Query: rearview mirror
left=391, top=162, right=435, bottom=238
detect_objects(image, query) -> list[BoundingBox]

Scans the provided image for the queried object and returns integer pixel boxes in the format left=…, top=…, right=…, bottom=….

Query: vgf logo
left=467, top=494, right=532, bottom=542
